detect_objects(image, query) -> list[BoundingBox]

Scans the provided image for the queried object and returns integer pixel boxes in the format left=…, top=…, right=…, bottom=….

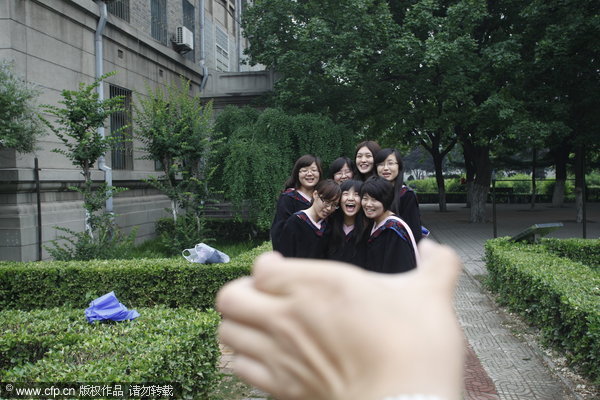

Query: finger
left=417, top=239, right=462, bottom=290
left=219, top=319, right=278, bottom=361
left=231, top=354, right=278, bottom=396
left=253, top=251, right=363, bottom=294
left=216, top=276, right=284, bottom=326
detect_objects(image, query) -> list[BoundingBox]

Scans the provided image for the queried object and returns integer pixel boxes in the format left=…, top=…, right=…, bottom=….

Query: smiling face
left=340, top=187, right=361, bottom=218
left=355, top=146, right=374, bottom=175
left=361, top=193, right=385, bottom=222
left=298, top=162, right=320, bottom=191
left=376, top=153, right=399, bottom=182
left=333, top=163, right=354, bottom=184
left=312, top=191, right=340, bottom=220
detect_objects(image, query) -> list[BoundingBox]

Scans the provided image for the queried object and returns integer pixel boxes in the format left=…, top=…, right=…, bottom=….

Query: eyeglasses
left=334, top=169, right=353, bottom=178
left=299, top=168, right=319, bottom=175
left=378, top=161, right=399, bottom=168
left=319, top=196, right=339, bottom=210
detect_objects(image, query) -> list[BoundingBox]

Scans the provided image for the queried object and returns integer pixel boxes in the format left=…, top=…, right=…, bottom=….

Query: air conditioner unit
left=174, top=26, right=194, bottom=53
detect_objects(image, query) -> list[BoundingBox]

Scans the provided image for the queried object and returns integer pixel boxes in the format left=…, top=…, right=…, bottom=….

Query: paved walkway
left=422, top=202, right=599, bottom=400
left=220, top=202, right=599, bottom=400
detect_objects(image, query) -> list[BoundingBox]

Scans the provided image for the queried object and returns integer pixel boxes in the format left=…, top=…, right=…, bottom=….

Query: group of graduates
left=270, top=141, right=424, bottom=274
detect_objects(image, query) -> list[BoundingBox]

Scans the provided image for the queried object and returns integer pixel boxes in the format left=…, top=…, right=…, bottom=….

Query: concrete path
left=422, top=202, right=599, bottom=400
left=220, top=202, right=599, bottom=400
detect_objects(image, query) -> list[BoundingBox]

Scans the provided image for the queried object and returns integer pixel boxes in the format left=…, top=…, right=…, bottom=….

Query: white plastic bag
left=182, top=243, right=230, bottom=264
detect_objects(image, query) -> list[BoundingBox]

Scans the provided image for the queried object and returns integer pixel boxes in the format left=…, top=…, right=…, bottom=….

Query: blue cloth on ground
left=85, top=291, right=140, bottom=323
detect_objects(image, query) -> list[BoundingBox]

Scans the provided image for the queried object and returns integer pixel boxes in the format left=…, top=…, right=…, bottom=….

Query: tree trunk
left=574, top=145, right=584, bottom=223
left=551, top=144, right=569, bottom=207
left=469, top=144, right=491, bottom=223
left=461, top=137, right=476, bottom=208
left=552, top=181, right=566, bottom=207
left=530, top=148, right=536, bottom=209
left=433, top=152, right=447, bottom=212
left=471, top=183, right=489, bottom=222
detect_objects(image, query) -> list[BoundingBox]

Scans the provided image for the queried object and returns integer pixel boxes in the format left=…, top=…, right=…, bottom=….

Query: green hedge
left=485, top=238, right=600, bottom=382
left=541, top=238, right=600, bottom=269
left=0, top=307, right=220, bottom=399
left=0, top=242, right=272, bottom=311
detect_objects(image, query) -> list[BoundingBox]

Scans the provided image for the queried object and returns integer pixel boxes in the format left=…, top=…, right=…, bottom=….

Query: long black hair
left=327, top=180, right=368, bottom=258
left=327, top=157, right=355, bottom=180
left=374, top=148, right=404, bottom=188
left=353, top=140, right=381, bottom=181
left=374, top=148, right=408, bottom=217
left=284, top=154, right=323, bottom=189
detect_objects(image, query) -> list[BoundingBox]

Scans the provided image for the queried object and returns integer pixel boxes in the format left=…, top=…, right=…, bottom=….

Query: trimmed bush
left=485, top=238, right=600, bottom=382
left=0, top=242, right=272, bottom=311
left=541, top=238, right=600, bottom=269
left=0, top=307, right=220, bottom=399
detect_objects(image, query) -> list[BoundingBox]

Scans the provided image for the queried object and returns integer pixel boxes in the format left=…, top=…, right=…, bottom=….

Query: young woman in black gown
left=279, top=179, right=341, bottom=259
left=360, top=176, right=418, bottom=273
left=270, top=155, right=323, bottom=252
left=374, top=148, right=423, bottom=243
left=326, top=179, right=367, bottom=267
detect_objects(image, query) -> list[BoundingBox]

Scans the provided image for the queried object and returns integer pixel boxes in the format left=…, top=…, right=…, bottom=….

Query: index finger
left=252, top=252, right=365, bottom=295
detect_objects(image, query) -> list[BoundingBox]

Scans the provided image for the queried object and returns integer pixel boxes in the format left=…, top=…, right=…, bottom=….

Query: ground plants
left=40, top=72, right=131, bottom=260
left=485, top=238, right=600, bottom=382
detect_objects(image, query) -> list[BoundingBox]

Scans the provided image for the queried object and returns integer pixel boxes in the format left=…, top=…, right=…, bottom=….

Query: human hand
left=217, top=239, right=464, bottom=400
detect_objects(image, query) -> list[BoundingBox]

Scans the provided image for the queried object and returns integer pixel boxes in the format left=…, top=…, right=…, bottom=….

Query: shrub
left=0, top=307, right=221, bottom=399
left=485, top=238, right=600, bottom=382
left=0, top=242, right=272, bottom=311
left=541, top=238, right=600, bottom=269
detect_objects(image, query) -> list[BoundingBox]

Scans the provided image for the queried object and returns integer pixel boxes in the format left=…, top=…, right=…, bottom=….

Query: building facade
left=0, top=0, right=273, bottom=261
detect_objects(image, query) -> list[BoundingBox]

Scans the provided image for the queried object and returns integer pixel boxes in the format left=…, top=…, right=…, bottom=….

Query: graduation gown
left=327, top=229, right=367, bottom=267
left=279, top=211, right=329, bottom=259
left=365, top=218, right=416, bottom=273
left=271, top=188, right=311, bottom=252
left=390, top=186, right=423, bottom=243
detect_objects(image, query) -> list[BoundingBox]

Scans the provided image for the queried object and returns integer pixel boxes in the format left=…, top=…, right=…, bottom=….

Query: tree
left=388, top=0, right=490, bottom=212
left=0, top=60, right=45, bottom=153
left=135, top=77, right=216, bottom=251
left=518, top=0, right=600, bottom=219
left=242, top=0, right=400, bottom=133
left=41, top=73, right=125, bottom=237
left=41, top=74, right=135, bottom=260
left=213, top=107, right=354, bottom=229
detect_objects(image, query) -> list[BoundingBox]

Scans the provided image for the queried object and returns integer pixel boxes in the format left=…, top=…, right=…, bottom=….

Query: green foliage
left=212, top=107, right=353, bottom=229
left=45, top=223, right=138, bottom=261
left=40, top=73, right=132, bottom=258
left=135, top=77, right=216, bottom=222
left=0, top=242, right=272, bottom=311
left=41, top=72, right=125, bottom=180
left=541, top=238, right=600, bottom=268
left=154, top=213, right=213, bottom=256
left=485, top=238, right=600, bottom=382
left=0, top=60, right=45, bottom=153
left=0, top=307, right=221, bottom=398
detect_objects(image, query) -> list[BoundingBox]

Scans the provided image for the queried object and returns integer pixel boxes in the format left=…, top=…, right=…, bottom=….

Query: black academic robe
left=364, top=218, right=416, bottom=273
left=327, top=229, right=367, bottom=267
left=390, top=186, right=422, bottom=243
left=279, top=211, right=329, bottom=259
left=271, top=189, right=311, bottom=252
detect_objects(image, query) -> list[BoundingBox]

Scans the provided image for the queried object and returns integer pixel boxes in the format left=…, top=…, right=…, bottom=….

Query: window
left=151, top=0, right=167, bottom=45
left=215, top=25, right=229, bottom=71
left=107, top=0, right=130, bottom=22
left=182, top=0, right=195, bottom=61
left=109, top=85, right=134, bottom=170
